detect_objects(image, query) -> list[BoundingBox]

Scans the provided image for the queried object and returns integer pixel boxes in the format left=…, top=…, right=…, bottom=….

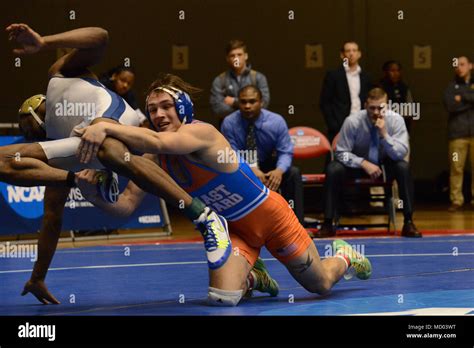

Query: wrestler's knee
left=97, top=137, right=130, bottom=169
left=302, top=277, right=332, bottom=295
left=207, top=287, right=243, bottom=307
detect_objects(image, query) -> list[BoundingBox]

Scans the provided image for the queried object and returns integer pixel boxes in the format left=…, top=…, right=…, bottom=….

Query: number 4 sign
left=305, top=44, right=323, bottom=68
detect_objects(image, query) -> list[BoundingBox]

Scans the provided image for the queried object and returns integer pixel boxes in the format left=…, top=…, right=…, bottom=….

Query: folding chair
left=289, top=126, right=332, bottom=185
left=331, top=133, right=397, bottom=233
left=289, top=127, right=332, bottom=226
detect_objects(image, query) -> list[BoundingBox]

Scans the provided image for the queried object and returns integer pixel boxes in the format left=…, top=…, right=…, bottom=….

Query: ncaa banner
left=0, top=136, right=165, bottom=235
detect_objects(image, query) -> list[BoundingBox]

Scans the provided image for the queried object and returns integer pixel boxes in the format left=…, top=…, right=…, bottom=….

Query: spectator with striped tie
left=221, top=85, right=304, bottom=224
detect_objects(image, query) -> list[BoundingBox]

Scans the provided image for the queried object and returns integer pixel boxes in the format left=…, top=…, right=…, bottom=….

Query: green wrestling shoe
left=245, top=258, right=279, bottom=298
left=333, top=239, right=372, bottom=280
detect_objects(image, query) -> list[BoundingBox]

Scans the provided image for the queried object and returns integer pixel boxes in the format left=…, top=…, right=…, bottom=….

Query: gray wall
left=1, top=0, right=473, bottom=181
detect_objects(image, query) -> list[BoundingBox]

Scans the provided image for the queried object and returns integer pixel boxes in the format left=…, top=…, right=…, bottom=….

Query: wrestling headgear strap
left=18, top=94, right=46, bottom=130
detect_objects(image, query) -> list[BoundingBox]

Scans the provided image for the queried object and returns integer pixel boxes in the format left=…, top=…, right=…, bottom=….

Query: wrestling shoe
left=245, top=257, right=279, bottom=298
left=96, top=169, right=119, bottom=203
left=333, top=239, right=372, bottom=280
left=194, top=207, right=231, bottom=270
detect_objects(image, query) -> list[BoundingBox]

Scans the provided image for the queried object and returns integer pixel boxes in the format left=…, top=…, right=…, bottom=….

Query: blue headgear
left=145, top=85, right=194, bottom=129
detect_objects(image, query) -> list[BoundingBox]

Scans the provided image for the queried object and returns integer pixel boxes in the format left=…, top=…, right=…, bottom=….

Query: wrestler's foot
left=96, top=169, right=119, bottom=203
left=194, top=207, right=231, bottom=270
left=333, top=239, right=372, bottom=280
left=245, top=258, right=279, bottom=297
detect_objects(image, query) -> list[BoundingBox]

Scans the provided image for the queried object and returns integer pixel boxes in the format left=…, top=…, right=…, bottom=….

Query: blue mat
left=0, top=235, right=473, bottom=316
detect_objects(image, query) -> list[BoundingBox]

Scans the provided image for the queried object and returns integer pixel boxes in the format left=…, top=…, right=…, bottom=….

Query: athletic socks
left=335, top=254, right=351, bottom=271
left=184, top=197, right=207, bottom=221
left=246, top=270, right=258, bottom=290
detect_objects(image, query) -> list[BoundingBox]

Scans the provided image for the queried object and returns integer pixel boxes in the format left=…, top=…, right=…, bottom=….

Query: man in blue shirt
left=221, top=85, right=304, bottom=224
left=315, top=88, right=421, bottom=238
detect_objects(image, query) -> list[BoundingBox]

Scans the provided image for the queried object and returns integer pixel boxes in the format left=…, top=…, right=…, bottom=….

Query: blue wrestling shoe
left=194, top=207, right=231, bottom=270
left=96, top=169, right=120, bottom=204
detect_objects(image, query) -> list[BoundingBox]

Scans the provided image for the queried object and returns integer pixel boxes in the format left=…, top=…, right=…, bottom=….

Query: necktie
left=246, top=123, right=258, bottom=165
left=246, top=124, right=257, bottom=150
left=368, top=126, right=379, bottom=164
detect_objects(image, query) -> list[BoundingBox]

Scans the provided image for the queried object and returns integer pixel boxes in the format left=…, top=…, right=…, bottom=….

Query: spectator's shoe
left=96, top=170, right=119, bottom=203
left=448, top=204, right=462, bottom=212
left=245, top=258, right=279, bottom=298
left=194, top=207, right=231, bottom=270
left=333, top=239, right=372, bottom=280
left=401, top=221, right=422, bottom=238
left=312, top=221, right=336, bottom=238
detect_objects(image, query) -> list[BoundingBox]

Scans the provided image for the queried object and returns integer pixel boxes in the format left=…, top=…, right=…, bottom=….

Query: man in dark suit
left=320, top=41, right=372, bottom=142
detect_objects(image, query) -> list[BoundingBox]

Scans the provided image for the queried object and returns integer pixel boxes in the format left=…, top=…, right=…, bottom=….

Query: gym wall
left=1, top=0, right=472, bottom=183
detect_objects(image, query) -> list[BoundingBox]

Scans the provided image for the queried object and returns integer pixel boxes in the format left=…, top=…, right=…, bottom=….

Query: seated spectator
left=221, top=85, right=304, bottom=224
left=210, top=39, right=270, bottom=128
left=379, top=60, right=414, bottom=134
left=100, top=65, right=148, bottom=126
left=315, top=88, right=421, bottom=238
left=443, top=55, right=474, bottom=212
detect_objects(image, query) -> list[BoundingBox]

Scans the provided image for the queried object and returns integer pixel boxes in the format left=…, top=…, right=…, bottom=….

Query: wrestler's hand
left=265, top=168, right=284, bottom=191
left=21, top=278, right=60, bottom=305
left=6, top=23, right=45, bottom=55
left=75, top=169, right=100, bottom=201
left=75, top=123, right=108, bottom=163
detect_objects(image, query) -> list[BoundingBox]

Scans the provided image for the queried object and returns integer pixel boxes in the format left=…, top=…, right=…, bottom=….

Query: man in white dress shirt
left=320, top=41, right=373, bottom=142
